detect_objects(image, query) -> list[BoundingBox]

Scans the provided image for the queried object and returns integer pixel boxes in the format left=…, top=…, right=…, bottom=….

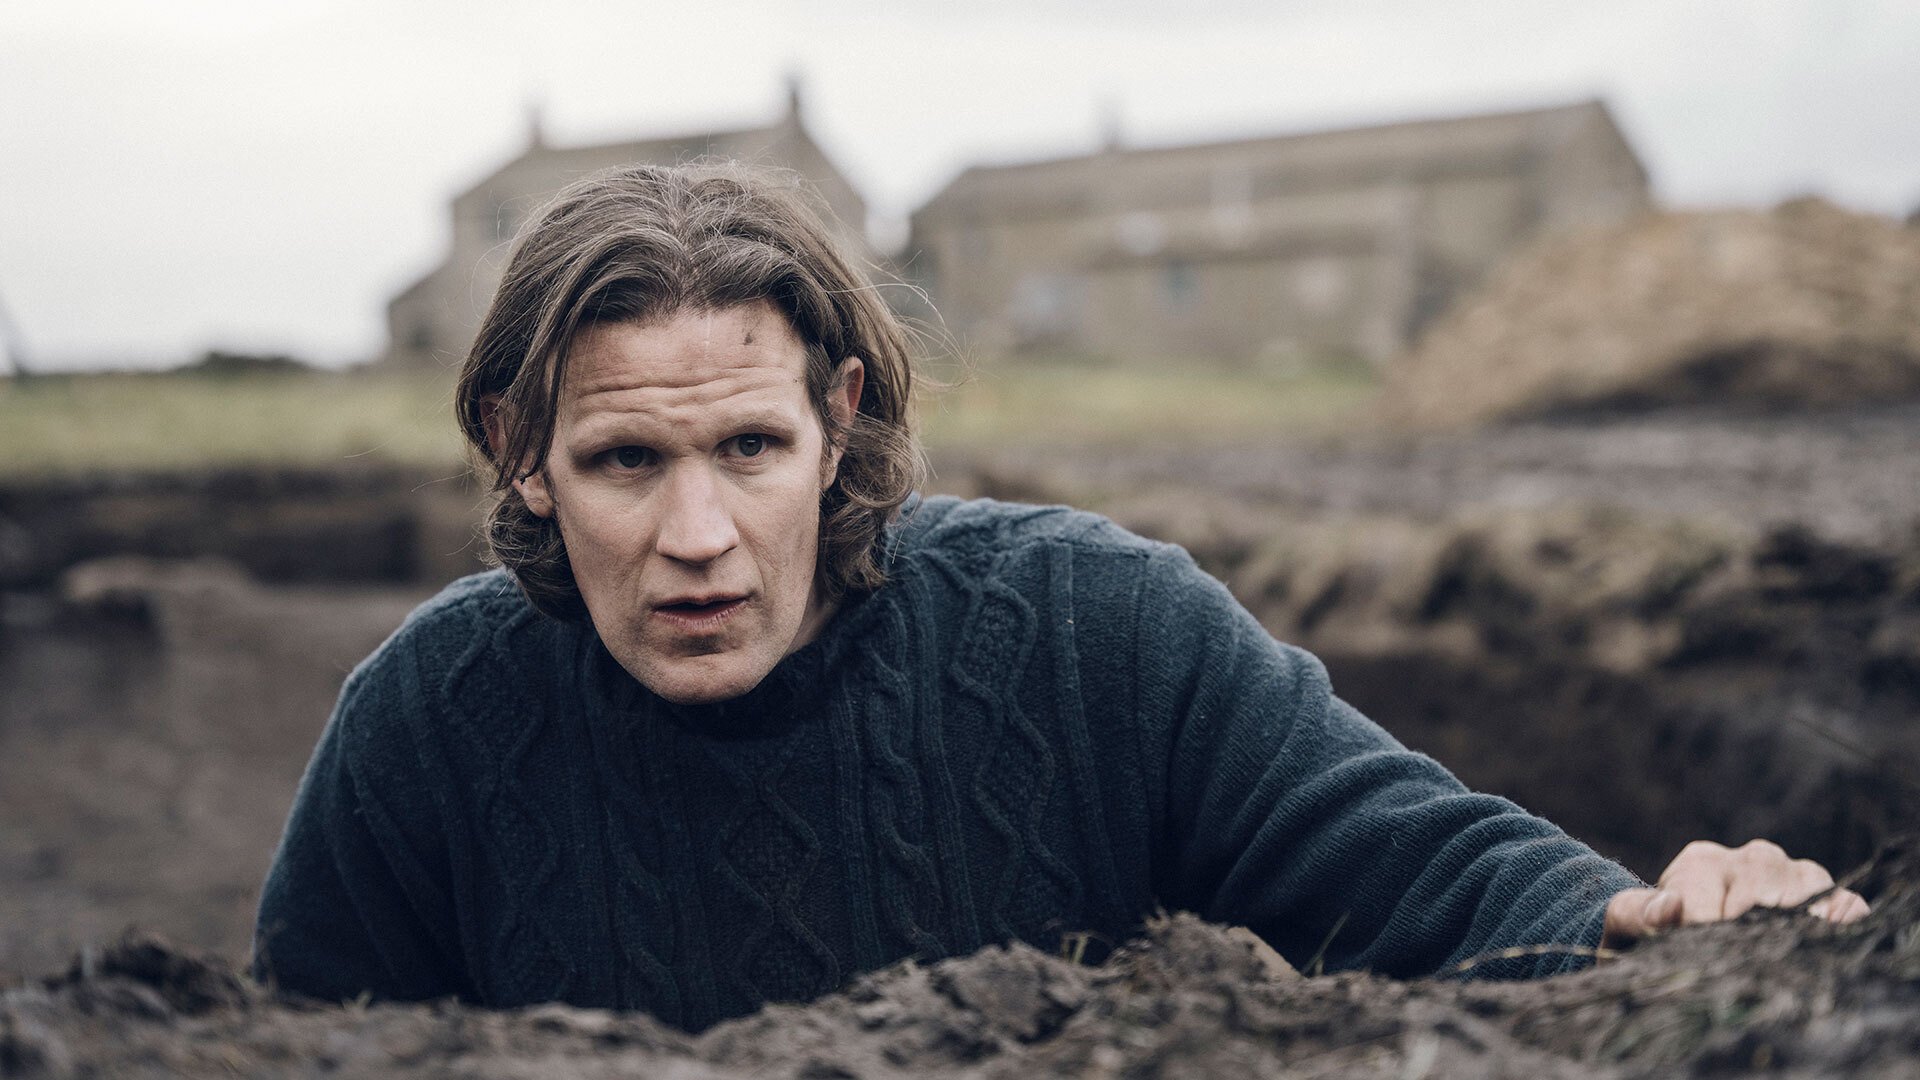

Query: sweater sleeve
left=251, top=644, right=473, bottom=1003
left=1137, top=545, right=1642, bottom=979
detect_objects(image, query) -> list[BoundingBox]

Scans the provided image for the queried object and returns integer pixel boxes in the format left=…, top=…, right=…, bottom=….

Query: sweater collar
left=582, top=588, right=875, bottom=741
left=577, top=499, right=924, bottom=740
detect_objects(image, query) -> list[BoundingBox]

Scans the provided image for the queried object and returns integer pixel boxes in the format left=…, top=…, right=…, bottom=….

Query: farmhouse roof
left=914, top=99, right=1639, bottom=221
left=450, top=78, right=860, bottom=221
left=458, top=116, right=789, bottom=201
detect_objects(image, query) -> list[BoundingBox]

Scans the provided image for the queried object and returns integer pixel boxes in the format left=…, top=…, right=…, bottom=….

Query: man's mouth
left=653, top=595, right=748, bottom=629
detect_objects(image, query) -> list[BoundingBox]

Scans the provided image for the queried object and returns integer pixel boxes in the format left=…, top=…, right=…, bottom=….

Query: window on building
left=1009, top=271, right=1087, bottom=345
left=1161, top=260, right=1198, bottom=309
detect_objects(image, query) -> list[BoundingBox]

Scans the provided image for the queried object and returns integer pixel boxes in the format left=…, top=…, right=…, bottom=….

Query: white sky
left=1, top=0, right=1916, bottom=370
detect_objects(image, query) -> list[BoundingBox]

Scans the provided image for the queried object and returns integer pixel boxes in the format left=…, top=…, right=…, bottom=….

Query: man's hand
left=1601, top=839, right=1871, bottom=948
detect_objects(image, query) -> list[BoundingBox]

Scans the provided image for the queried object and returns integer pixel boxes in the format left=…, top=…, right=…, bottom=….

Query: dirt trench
left=3, top=407, right=1919, bottom=1075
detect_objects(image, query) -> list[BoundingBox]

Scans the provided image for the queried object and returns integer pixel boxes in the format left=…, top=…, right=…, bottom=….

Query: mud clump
left=1386, top=198, right=1920, bottom=428
left=51, top=932, right=252, bottom=1017
left=9, top=858, right=1920, bottom=1079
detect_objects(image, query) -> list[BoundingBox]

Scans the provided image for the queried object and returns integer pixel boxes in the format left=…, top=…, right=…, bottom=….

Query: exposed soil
left=939, top=401, right=1920, bottom=546
left=0, top=570, right=434, bottom=981
left=6, top=842, right=1920, bottom=1079
left=0, top=465, right=486, bottom=592
left=3, top=405, right=1919, bottom=1077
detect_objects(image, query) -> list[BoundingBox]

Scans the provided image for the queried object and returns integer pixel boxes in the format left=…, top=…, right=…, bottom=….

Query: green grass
left=0, top=361, right=1382, bottom=476
left=0, top=370, right=465, bottom=476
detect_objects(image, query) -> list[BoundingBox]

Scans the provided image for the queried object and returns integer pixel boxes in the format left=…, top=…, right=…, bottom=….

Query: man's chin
left=654, top=682, right=759, bottom=707
left=628, top=654, right=773, bottom=706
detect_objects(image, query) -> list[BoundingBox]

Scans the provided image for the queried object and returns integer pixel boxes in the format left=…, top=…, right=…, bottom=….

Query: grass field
left=0, top=362, right=1380, bottom=476
left=0, top=370, right=464, bottom=475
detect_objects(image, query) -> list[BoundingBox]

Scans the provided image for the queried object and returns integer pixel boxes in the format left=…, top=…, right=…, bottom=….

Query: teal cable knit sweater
left=254, top=497, right=1639, bottom=1030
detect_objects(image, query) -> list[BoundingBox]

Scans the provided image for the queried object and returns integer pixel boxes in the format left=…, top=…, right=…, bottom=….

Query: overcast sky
left=2, top=0, right=1916, bottom=370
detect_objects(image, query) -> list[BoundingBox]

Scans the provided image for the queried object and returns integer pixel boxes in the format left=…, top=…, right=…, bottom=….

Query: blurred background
left=2, top=0, right=1918, bottom=981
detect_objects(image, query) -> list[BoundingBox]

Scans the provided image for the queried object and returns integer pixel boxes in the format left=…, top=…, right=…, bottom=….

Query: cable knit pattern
left=255, top=496, right=1643, bottom=1032
left=589, top=696, right=679, bottom=1018
left=454, top=605, right=577, bottom=1002
left=858, top=602, right=947, bottom=958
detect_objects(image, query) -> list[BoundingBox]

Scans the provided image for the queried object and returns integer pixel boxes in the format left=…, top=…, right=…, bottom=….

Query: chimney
left=1098, top=95, right=1124, bottom=153
left=784, top=71, right=806, bottom=126
left=525, top=98, right=547, bottom=150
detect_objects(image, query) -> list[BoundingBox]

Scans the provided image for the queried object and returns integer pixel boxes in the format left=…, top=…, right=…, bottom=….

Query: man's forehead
left=548, top=308, right=812, bottom=440
left=563, top=305, right=807, bottom=393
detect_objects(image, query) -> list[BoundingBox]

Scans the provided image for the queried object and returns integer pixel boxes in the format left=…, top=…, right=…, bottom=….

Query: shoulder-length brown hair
left=455, top=162, right=924, bottom=621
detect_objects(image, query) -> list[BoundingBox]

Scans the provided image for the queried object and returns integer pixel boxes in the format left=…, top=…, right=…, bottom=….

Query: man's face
left=513, top=302, right=863, bottom=705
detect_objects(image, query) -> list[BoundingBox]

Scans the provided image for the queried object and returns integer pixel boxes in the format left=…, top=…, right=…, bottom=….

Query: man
left=254, top=163, right=1866, bottom=1032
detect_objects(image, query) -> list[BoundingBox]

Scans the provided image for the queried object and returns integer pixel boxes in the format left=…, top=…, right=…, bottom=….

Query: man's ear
left=479, top=394, right=511, bottom=458
left=481, top=394, right=555, bottom=519
left=514, top=470, right=555, bottom=519
left=823, top=357, right=865, bottom=485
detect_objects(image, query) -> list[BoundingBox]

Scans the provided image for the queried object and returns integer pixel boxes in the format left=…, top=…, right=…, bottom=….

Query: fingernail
left=1651, top=891, right=1680, bottom=922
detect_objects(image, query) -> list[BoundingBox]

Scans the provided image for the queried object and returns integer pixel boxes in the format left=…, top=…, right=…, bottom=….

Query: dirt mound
left=8, top=843, right=1920, bottom=1078
left=1385, top=198, right=1920, bottom=428
left=1104, top=499, right=1920, bottom=878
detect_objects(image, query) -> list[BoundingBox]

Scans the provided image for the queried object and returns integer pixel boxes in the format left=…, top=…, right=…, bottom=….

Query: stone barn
left=906, top=100, right=1650, bottom=366
left=383, top=83, right=867, bottom=369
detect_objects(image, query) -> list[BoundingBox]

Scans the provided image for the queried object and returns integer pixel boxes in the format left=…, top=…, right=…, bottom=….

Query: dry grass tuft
left=1385, top=198, right=1920, bottom=429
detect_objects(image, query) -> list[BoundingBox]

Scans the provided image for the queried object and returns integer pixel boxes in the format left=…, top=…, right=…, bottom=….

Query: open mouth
left=654, top=596, right=747, bottom=628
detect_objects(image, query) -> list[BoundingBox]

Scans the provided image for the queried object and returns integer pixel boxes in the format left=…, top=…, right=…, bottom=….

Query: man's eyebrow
left=568, top=408, right=804, bottom=444
left=723, top=409, right=804, bottom=434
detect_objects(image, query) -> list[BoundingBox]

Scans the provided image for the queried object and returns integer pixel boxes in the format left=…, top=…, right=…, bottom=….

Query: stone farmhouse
left=905, top=100, right=1650, bottom=365
left=383, top=84, right=866, bottom=369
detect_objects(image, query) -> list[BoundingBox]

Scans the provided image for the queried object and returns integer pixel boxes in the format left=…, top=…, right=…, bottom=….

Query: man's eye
left=733, top=434, right=768, bottom=458
left=611, top=446, right=652, bottom=469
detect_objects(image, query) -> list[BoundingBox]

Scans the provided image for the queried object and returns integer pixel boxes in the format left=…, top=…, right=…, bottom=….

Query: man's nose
left=655, top=464, right=740, bottom=565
